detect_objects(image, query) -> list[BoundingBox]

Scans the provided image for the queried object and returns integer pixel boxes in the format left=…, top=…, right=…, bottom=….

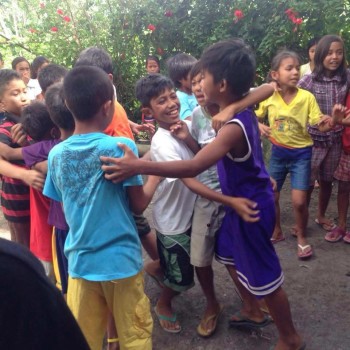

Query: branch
left=0, top=33, right=33, bottom=54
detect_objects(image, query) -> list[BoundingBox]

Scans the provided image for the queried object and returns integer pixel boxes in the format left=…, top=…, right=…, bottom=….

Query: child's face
left=200, top=70, right=220, bottom=104
left=148, top=88, right=180, bottom=129
left=308, top=44, right=317, bottom=63
left=323, top=41, right=343, bottom=72
left=146, top=60, right=160, bottom=74
left=179, top=73, right=192, bottom=93
left=191, top=73, right=206, bottom=106
left=272, top=57, right=300, bottom=88
left=0, top=79, right=29, bottom=116
left=15, top=61, right=31, bottom=84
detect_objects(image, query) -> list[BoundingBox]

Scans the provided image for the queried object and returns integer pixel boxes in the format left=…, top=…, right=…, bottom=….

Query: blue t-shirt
left=43, top=133, right=143, bottom=281
left=176, top=90, right=197, bottom=120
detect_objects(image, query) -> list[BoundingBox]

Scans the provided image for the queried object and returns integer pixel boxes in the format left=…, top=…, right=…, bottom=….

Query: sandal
left=315, top=218, right=336, bottom=231
left=298, top=244, right=313, bottom=259
left=343, top=232, right=350, bottom=244
left=325, top=227, right=345, bottom=243
left=196, top=304, right=224, bottom=337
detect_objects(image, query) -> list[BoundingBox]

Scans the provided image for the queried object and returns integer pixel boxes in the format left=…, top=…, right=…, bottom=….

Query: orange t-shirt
left=104, top=101, right=134, bottom=140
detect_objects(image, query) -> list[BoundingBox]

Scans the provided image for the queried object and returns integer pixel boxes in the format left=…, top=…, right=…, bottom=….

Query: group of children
left=0, top=33, right=349, bottom=350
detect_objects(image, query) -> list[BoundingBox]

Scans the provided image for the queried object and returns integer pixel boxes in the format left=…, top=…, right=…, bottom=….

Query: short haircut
left=31, top=56, right=50, bottom=79
left=0, top=69, right=21, bottom=98
left=45, top=83, right=75, bottom=131
left=190, top=60, right=203, bottom=80
left=146, top=55, right=160, bottom=66
left=201, top=39, right=256, bottom=99
left=75, top=47, right=113, bottom=74
left=11, top=57, right=30, bottom=70
left=63, top=66, right=114, bottom=121
left=135, top=74, right=174, bottom=107
left=37, top=64, right=67, bottom=93
left=21, top=101, right=55, bottom=141
left=167, top=53, right=197, bottom=88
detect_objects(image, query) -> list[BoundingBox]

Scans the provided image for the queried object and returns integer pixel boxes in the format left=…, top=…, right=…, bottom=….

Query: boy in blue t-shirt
left=167, top=53, right=197, bottom=120
left=43, top=66, right=160, bottom=350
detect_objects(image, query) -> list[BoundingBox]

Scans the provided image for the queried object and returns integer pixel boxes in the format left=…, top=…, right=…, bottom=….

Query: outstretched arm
left=0, top=143, right=23, bottom=161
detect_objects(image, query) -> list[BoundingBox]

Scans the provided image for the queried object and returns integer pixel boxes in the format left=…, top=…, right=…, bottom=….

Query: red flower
left=157, top=47, right=164, bottom=55
left=234, top=9, right=244, bottom=19
left=57, top=9, right=63, bottom=15
left=147, top=24, right=156, bottom=31
left=63, top=16, right=71, bottom=22
left=40, top=3, right=45, bottom=9
left=164, top=10, right=173, bottom=17
left=51, top=26, right=58, bottom=32
left=285, top=8, right=293, bottom=15
left=295, top=18, right=303, bottom=25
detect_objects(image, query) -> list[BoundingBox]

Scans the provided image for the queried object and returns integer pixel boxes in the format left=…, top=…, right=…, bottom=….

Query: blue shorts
left=269, top=153, right=311, bottom=192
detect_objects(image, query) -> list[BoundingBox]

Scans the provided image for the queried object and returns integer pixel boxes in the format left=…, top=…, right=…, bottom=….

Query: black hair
left=63, top=66, right=114, bottom=121
left=0, top=69, right=21, bottom=97
left=200, top=39, right=256, bottom=99
left=21, top=101, right=55, bottom=141
left=75, top=47, right=113, bottom=74
left=146, top=55, right=160, bottom=66
left=167, top=53, right=197, bottom=88
left=37, top=64, right=67, bottom=94
left=135, top=74, right=174, bottom=107
left=306, top=37, right=320, bottom=52
left=190, top=60, right=203, bottom=80
left=31, top=56, right=50, bottom=79
left=313, top=34, right=347, bottom=84
left=11, top=57, right=30, bottom=70
left=45, top=82, right=75, bottom=131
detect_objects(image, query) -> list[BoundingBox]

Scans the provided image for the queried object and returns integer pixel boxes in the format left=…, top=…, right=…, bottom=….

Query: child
left=102, top=39, right=305, bottom=350
left=300, top=37, right=319, bottom=78
left=146, top=55, right=160, bottom=74
left=43, top=66, right=157, bottom=350
left=167, top=53, right=197, bottom=120
left=37, top=64, right=68, bottom=97
left=298, top=35, right=350, bottom=239
left=256, top=51, right=333, bottom=259
left=0, top=69, right=31, bottom=247
left=11, top=57, right=31, bottom=86
left=27, top=56, right=49, bottom=100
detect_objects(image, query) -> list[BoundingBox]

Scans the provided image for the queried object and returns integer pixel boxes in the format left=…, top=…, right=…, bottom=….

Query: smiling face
left=271, top=57, right=300, bottom=89
left=323, top=41, right=344, bottom=73
left=147, top=87, right=180, bottom=129
left=0, top=78, right=29, bottom=116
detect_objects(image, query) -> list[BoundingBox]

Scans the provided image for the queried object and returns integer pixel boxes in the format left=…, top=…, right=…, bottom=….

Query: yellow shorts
left=67, top=271, right=153, bottom=350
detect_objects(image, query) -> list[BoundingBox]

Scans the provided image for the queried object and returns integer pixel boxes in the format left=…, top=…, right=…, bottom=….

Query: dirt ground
left=142, top=181, right=350, bottom=350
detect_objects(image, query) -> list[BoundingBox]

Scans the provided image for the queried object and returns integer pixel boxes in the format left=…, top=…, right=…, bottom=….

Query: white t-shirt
left=151, top=123, right=197, bottom=235
left=27, top=79, right=42, bottom=100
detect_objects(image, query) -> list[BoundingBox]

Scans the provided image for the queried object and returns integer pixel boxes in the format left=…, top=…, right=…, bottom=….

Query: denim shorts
left=269, top=154, right=311, bottom=191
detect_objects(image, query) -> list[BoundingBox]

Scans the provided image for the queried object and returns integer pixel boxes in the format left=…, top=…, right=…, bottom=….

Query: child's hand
left=11, top=123, right=28, bottom=146
left=258, top=122, right=271, bottom=137
left=212, top=107, right=234, bottom=132
left=130, top=121, right=155, bottom=135
left=331, top=103, right=346, bottom=125
left=268, top=81, right=281, bottom=92
left=270, top=177, right=277, bottom=192
left=228, top=197, right=260, bottom=222
left=23, top=170, right=45, bottom=191
left=170, top=121, right=190, bottom=141
left=100, top=143, right=139, bottom=183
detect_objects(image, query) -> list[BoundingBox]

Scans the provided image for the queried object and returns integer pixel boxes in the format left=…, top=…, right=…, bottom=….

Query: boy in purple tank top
left=101, top=39, right=304, bottom=350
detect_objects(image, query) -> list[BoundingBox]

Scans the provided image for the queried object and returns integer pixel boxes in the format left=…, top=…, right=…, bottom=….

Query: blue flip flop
left=229, top=310, right=272, bottom=329
left=154, top=306, right=182, bottom=334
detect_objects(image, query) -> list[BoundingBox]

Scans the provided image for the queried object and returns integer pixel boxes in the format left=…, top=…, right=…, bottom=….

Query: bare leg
left=271, top=192, right=284, bottom=241
left=226, top=265, right=265, bottom=322
left=336, top=181, right=350, bottom=231
left=155, top=287, right=181, bottom=332
left=196, top=265, right=221, bottom=333
left=107, top=310, right=119, bottom=350
left=317, top=180, right=334, bottom=225
left=140, top=230, right=159, bottom=260
left=264, top=287, right=303, bottom=350
left=7, top=221, right=30, bottom=248
left=292, top=189, right=310, bottom=249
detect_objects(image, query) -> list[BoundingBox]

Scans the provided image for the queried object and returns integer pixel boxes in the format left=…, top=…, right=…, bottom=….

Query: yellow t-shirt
left=255, top=88, right=321, bottom=148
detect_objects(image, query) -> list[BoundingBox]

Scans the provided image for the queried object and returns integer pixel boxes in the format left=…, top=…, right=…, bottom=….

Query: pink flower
left=51, top=26, right=58, bottom=32
left=164, top=10, right=173, bottom=17
left=147, top=24, right=156, bottom=31
left=234, top=9, right=244, bottom=19
left=295, top=18, right=303, bottom=25
left=63, top=16, right=71, bottom=22
left=57, top=9, right=63, bottom=15
left=40, top=3, right=45, bottom=9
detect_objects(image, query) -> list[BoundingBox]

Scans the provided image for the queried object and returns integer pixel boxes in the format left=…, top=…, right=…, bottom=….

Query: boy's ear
left=50, top=126, right=61, bottom=139
left=141, top=106, right=152, bottom=116
left=219, top=79, right=228, bottom=93
left=102, top=100, right=114, bottom=117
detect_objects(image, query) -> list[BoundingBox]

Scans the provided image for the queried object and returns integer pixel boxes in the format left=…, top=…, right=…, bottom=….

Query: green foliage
left=1, top=0, right=350, bottom=119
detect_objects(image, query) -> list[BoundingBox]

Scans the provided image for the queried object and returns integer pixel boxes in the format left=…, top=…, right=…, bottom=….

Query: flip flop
left=298, top=244, right=313, bottom=259
left=314, top=218, right=336, bottom=231
left=325, top=227, right=345, bottom=243
left=343, top=232, right=350, bottom=244
left=154, top=306, right=182, bottom=334
left=270, top=236, right=285, bottom=244
left=228, top=310, right=271, bottom=329
left=197, top=304, right=224, bottom=337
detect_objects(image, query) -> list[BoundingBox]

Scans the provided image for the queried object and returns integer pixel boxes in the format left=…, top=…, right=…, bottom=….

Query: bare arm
left=32, top=160, right=48, bottom=175
left=181, top=177, right=259, bottom=222
left=0, top=143, right=23, bottom=161
left=126, top=175, right=162, bottom=214
left=170, top=121, right=200, bottom=154
left=212, top=84, right=275, bottom=131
